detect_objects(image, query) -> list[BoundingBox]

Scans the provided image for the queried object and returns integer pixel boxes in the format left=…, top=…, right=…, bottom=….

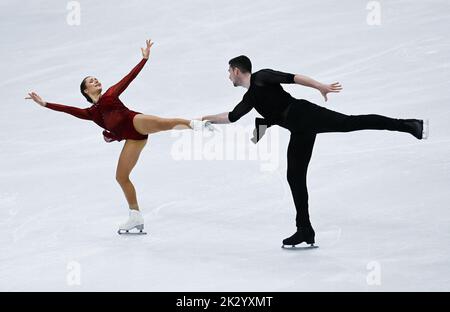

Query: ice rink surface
left=1, top=0, right=449, bottom=291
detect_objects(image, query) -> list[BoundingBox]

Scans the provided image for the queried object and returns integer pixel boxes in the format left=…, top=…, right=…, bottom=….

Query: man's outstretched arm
left=256, top=69, right=342, bottom=102
left=294, top=74, right=342, bottom=102
left=202, top=98, right=253, bottom=124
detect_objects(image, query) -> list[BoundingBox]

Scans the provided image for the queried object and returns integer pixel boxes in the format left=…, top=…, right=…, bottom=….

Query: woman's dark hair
left=80, top=76, right=93, bottom=103
left=228, top=55, right=252, bottom=73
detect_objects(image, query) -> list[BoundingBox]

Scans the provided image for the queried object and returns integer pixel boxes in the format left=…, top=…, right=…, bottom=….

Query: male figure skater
left=202, top=55, right=427, bottom=247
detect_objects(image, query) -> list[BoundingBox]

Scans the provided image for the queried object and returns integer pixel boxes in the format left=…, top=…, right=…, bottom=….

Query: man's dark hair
left=228, top=55, right=252, bottom=73
left=80, top=76, right=93, bottom=103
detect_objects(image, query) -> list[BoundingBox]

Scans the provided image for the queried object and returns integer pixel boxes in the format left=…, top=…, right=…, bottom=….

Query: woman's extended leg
left=133, top=114, right=191, bottom=135
left=116, top=139, right=147, bottom=210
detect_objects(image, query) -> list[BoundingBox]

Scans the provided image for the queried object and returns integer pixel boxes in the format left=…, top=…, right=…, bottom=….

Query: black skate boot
left=402, top=119, right=428, bottom=140
left=282, top=227, right=317, bottom=249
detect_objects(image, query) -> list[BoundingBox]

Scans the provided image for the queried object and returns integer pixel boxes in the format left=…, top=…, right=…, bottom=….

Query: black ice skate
left=403, top=119, right=429, bottom=140
left=282, top=228, right=318, bottom=249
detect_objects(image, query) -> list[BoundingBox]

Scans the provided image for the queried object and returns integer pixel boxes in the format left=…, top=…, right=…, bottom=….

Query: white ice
left=1, top=0, right=450, bottom=291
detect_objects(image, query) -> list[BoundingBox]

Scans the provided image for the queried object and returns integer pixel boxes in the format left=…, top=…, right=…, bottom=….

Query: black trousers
left=281, top=99, right=410, bottom=229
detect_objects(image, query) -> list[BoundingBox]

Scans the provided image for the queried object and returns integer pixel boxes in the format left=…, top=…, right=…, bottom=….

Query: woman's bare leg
left=116, top=139, right=147, bottom=210
left=133, top=114, right=191, bottom=135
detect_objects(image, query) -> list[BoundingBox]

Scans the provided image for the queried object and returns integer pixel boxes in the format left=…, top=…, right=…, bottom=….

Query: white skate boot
left=189, top=119, right=217, bottom=132
left=118, top=210, right=146, bottom=235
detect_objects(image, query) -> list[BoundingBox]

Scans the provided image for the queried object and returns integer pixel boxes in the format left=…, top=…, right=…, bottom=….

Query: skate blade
left=422, top=119, right=429, bottom=140
left=281, top=244, right=318, bottom=250
left=117, top=223, right=147, bottom=235
left=117, top=230, right=147, bottom=235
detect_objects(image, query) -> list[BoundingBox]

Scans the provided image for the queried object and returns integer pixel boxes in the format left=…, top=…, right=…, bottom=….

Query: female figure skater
left=26, top=39, right=213, bottom=234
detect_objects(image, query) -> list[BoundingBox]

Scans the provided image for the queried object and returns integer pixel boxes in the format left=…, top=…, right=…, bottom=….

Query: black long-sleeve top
left=228, top=69, right=296, bottom=124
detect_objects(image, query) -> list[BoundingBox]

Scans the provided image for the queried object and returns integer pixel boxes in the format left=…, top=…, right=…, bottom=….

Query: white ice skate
left=118, top=210, right=146, bottom=235
left=189, top=119, right=217, bottom=132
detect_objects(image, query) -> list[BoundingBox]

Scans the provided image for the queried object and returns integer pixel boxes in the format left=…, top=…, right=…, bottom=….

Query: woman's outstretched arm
left=25, top=91, right=92, bottom=120
left=201, top=112, right=230, bottom=124
left=109, top=39, right=154, bottom=96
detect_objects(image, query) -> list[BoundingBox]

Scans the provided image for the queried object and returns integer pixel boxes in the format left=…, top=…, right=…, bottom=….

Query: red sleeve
left=108, top=58, right=148, bottom=96
left=45, top=102, right=92, bottom=120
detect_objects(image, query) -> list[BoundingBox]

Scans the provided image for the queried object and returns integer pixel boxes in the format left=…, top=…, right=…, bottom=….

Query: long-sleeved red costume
left=45, top=58, right=149, bottom=142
